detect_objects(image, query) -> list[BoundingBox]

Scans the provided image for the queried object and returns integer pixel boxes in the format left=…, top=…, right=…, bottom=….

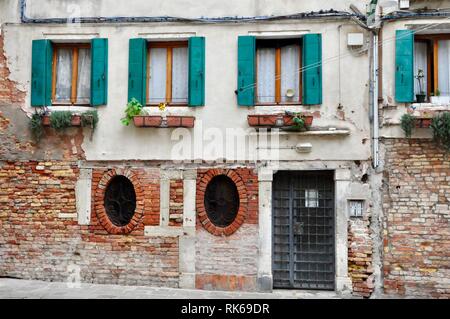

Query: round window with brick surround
left=95, top=169, right=144, bottom=235
left=104, top=175, right=137, bottom=227
left=204, top=175, right=240, bottom=227
left=197, top=169, right=248, bottom=236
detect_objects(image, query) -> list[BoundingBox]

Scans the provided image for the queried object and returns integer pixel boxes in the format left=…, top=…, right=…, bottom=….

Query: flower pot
left=42, top=115, right=51, bottom=126
left=71, top=115, right=81, bottom=126
left=415, top=118, right=432, bottom=128
left=247, top=115, right=279, bottom=127
left=430, top=96, right=450, bottom=105
left=144, top=116, right=163, bottom=127
left=416, top=94, right=427, bottom=103
left=283, top=115, right=314, bottom=127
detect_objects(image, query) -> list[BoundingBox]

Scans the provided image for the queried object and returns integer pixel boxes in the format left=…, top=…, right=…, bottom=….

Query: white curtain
left=257, top=48, right=276, bottom=103
left=438, top=40, right=450, bottom=96
left=281, top=44, right=300, bottom=103
left=172, top=47, right=188, bottom=103
left=414, top=42, right=428, bottom=96
left=77, top=48, right=91, bottom=104
left=149, top=47, right=167, bottom=103
left=55, top=48, right=73, bottom=102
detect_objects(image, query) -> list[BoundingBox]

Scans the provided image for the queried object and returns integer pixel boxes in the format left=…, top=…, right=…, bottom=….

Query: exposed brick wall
left=0, top=33, right=25, bottom=104
left=169, top=179, right=183, bottom=226
left=382, top=139, right=450, bottom=298
left=195, top=167, right=259, bottom=291
left=348, top=219, right=374, bottom=298
left=0, top=161, right=179, bottom=287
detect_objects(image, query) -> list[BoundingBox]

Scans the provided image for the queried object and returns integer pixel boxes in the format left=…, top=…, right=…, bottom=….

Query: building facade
left=0, top=0, right=448, bottom=298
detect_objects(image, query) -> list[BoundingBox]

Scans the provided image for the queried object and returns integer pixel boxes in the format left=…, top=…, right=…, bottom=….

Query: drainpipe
left=372, top=31, right=380, bottom=168
left=368, top=0, right=380, bottom=168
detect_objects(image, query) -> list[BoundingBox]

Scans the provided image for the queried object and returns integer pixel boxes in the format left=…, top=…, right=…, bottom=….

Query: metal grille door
left=272, top=171, right=335, bottom=290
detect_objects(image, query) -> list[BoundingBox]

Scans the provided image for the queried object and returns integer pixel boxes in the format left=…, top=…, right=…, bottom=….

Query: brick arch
left=95, top=169, right=144, bottom=235
left=197, top=169, right=248, bottom=236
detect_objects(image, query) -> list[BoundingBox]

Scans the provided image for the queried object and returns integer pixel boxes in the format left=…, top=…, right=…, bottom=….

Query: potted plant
left=282, top=111, right=314, bottom=131
left=430, top=88, right=450, bottom=105
left=400, top=113, right=416, bottom=138
left=415, top=69, right=426, bottom=103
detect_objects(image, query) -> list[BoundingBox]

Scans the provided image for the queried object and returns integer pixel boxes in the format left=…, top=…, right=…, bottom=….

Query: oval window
left=104, top=175, right=137, bottom=227
left=204, top=175, right=240, bottom=227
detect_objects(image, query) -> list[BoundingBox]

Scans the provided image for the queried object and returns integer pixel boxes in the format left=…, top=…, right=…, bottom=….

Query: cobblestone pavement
left=0, top=278, right=352, bottom=299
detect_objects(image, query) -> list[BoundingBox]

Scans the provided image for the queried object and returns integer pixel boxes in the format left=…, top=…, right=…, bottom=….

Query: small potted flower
left=415, top=69, right=426, bottom=103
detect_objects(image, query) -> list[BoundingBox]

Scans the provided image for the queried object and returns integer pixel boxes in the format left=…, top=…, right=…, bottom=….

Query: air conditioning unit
left=399, top=0, right=410, bottom=9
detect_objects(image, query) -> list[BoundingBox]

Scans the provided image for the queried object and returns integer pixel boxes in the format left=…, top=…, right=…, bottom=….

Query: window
left=147, top=41, right=188, bottom=105
left=304, top=189, right=319, bottom=208
left=104, top=175, right=137, bottom=227
left=52, top=43, right=91, bottom=105
left=256, top=39, right=302, bottom=104
left=204, top=175, right=240, bottom=227
left=414, top=34, right=450, bottom=99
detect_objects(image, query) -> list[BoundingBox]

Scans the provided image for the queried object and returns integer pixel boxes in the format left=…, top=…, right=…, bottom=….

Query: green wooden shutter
left=31, top=40, right=52, bottom=106
left=302, top=34, right=322, bottom=105
left=188, top=37, right=205, bottom=106
left=128, top=38, right=147, bottom=105
left=237, top=36, right=256, bottom=106
left=91, top=38, right=108, bottom=106
left=395, top=30, right=414, bottom=103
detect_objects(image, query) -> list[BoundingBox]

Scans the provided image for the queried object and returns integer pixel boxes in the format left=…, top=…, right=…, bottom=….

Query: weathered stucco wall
left=2, top=20, right=371, bottom=162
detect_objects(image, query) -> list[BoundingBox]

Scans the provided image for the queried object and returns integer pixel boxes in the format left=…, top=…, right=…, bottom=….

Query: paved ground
left=0, top=278, right=351, bottom=299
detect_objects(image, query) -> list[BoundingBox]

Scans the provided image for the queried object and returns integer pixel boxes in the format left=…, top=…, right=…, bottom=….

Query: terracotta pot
left=133, top=116, right=145, bottom=127
left=42, top=115, right=51, bottom=126
left=247, top=115, right=279, bottom=127
left=71, top=115, right=81, bottom=126
left=416, top=118, right=432, bottom=128
left=180, top=116, right=195, bottom=128
left=144, top=116, right=163, bottom=127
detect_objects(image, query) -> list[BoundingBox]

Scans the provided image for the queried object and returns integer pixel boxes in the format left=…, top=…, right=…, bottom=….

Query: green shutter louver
left=302, top=34, right=322, bottom=105
left=128, top=38, right=147, bottom=105
left=91, top=38, right=108, bottom=106
left=188, top=37, right=205, bottom=106
left=395, top=30, right=414, bottom=103
left=31, top=40, right=52, bottom=106
left=237, top=36, right=256, bottom=106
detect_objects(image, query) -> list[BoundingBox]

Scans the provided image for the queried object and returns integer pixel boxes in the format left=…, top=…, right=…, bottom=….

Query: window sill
left=411, top=103, right=450, bottom=111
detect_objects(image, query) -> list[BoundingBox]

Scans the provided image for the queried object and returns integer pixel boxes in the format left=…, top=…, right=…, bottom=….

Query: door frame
left=256, top=165, right=353, bottom=293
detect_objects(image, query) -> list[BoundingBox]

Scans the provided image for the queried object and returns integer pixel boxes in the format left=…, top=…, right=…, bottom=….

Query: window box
left=41, top=114, right=82, bottom=127
left=430, top=96, right=450, bottom=105
left=166, top=116, right=195, bottom=128
left=283, top=114, right=314, bottom=127
left=247, top=114, right=280, bottom=127
left=415, top=117, right=433, bottom=128
left=133, top=115, right=163, bottom=127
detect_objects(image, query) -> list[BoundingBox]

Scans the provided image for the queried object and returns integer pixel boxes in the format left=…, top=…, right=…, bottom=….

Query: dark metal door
left=272, top=171, right=335, bottom=290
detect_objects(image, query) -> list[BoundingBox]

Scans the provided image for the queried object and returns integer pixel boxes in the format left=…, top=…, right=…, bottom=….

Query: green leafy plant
left=50, top=111, right=73, bottom=131
left=400, top=113, right=416, bottom=138
left=292, top=115, right=306, bottom=131
left=431, top=112, right=450, bottom=151
left=121, top=98, right=143, bottom=126
left=436, top=88, right=441, bottom=97
left=29, top=113, right=44, bottom=142
left=81, top=110, right=99, bottom=131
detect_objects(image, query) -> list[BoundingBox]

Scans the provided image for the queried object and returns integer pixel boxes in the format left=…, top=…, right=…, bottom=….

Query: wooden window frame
left=255, top=39, right=302, bottom=106
left=414, top=34, right=450, bottom=98
left=51, top=43, right=91, bottom=106
left=146, top=41, right=189, bottom=107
